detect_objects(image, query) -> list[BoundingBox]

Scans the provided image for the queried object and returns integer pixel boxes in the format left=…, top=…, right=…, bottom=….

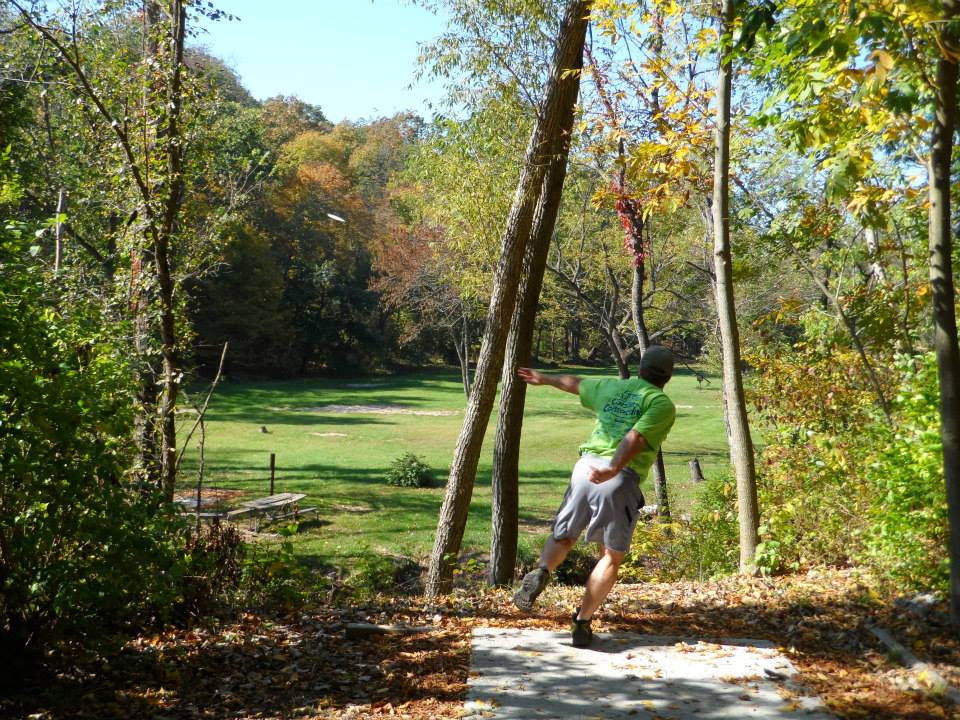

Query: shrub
left=746, top=326, right=949, bottom=592
left=551, top=542, right=597, bottom=586
left=513, top=537, right=597, bottom=586
left=621, top=475, right=738, bottom=583
left=385, top=452, right=433, bottom=488
left=620, top=519, right=681, bottom=583
left=747, top=341, right=885, bottom=572
left=0, top=214, right=192, bottom=663
left=240, top=539, right=321, bottom=611
left=346, top=550, right=422, bottom=599
left=180, top=521, right=246, bottom=615
left=859, top=354, right=949, bottom=592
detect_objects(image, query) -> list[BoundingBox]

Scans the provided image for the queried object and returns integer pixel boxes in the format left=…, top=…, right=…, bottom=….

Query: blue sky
left=195, top=1, right=450, bottom=123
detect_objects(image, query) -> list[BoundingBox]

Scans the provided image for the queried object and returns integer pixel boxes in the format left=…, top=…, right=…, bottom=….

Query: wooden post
left=689, top=458, right=705, bottom=484
left=269, top=452, right=276, bottom=495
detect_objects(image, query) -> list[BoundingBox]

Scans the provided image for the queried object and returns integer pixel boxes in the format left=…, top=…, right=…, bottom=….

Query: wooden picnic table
left=226, top=492, right=315, bottom=530
left=240, top=492, right=306, bottom=512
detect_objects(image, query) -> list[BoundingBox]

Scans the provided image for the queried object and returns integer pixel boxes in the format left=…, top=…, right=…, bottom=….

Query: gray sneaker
left=513, top=567, right=549, bottom=612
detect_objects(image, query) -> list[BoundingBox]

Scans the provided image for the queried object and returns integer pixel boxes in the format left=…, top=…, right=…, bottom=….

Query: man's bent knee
left=602, top=547, right=626, bottom=569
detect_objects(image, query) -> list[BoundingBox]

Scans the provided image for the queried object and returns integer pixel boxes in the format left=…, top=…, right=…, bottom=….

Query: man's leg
left=538, top=535, right=575, bottom=571
left=576, top=546, right=625, bottom=620
left=514, top=535, right=576, bottom=612
left=569, top=546, right=624, bottom=647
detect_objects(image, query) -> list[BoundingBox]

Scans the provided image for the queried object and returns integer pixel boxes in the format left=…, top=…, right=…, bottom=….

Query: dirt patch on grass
left=331, top=503, right=372, bottom=513
left=518, top=519, right=554, bottom=534
left=303, top=404, right=458, bottom=417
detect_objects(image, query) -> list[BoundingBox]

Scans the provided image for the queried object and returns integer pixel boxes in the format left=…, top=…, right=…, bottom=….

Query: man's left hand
left=587, top=465, right=618, bottom=484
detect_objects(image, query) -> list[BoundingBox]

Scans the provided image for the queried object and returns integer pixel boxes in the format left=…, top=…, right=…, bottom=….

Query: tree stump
left=689, top=458, right=706, bottom=484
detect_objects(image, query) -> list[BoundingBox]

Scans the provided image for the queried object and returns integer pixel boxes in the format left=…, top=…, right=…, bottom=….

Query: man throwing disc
left=513, top=345, right=677, bottom=648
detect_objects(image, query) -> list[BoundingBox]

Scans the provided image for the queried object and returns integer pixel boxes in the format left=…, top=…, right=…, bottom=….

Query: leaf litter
left=5, top=567, right=960, bottom=719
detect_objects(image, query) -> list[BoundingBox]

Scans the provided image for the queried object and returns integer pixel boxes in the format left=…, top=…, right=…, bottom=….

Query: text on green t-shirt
left=578, top=376, right=676, bottom=480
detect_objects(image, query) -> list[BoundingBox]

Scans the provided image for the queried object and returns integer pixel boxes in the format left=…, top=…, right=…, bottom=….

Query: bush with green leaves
left=549, top=542, right=597, bottom=586
left=747, top=326, right=949, bottom=592
left=0, top=193, right=188, bottom=663
left=747, top=340, right=888, bottom=574
left=858, top=353, right=948, bottom=591
left=385, top=452, right=433, bottom=488
left=239, top=537, right=323, bottom=611
left=620, top=475, right=738, bottom=583
left=346, top=550, right=422, bottom=599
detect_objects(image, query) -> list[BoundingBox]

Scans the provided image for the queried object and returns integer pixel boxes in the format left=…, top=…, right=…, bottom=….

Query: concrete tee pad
left=465, top=627, right=833, bottom=719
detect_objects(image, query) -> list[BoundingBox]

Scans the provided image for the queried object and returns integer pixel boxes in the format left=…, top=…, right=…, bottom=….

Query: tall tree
left=711, top=0, right=759, bottom=573
left=927, top=0, right=960, bottom=623
left=426, top=0, right=591, bottom=597
left=741, top=0, right=960, bottom=604
left=488, top=30, right=584, bottom=587
left=12, top=0, right=190, bottom=499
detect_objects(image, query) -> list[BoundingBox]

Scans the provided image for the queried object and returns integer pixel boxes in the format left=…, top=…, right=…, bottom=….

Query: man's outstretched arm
left=517, top=367, right=581, bottom=395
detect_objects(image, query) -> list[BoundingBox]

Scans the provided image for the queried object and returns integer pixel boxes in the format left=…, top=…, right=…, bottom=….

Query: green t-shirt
left=578, top=376, right=676, bottom=480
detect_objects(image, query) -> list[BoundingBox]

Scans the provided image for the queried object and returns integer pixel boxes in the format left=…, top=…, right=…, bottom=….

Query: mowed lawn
left=180, top=366, right=728, bottom=568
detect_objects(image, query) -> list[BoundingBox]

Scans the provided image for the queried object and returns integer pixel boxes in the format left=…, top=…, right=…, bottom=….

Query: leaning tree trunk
left=927, top=3, right=960, bottom=624
left=488, top=41, right=583, bottom=587
left=712, top=0, right=758, bottom=574
left=426, top=1, right=591, bottom=597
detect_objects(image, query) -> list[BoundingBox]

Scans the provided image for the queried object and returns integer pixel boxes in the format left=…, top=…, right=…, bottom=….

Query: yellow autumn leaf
left=872, top=49, right=894, bottom=71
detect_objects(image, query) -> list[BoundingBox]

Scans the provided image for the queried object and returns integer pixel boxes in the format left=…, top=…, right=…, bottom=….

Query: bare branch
left=175, top=342, right=228, bottom=474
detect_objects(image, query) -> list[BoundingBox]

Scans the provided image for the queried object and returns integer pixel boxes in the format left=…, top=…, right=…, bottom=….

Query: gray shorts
left=551, top=454, right=645, bottom=554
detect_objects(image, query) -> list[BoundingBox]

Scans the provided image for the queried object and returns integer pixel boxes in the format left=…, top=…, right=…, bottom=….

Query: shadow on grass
left=197, top=374, right=469, bottom=424
left=206, top=411, right=397, bottom=427
left=661, top=448, right=729, bottom=459
left=294, top=518, right=331, bottom=532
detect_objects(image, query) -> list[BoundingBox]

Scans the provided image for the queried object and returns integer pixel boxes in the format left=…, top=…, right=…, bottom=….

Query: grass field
left=180, top=365, right=728, bottom=570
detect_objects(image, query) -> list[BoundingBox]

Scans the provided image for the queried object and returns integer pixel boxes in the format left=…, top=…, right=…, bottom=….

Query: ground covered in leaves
left=4, top=568, right=959, bottom=720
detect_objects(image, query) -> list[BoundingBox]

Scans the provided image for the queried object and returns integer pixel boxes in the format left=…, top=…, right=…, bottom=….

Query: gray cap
left=640, top=345, right=674, bottom=381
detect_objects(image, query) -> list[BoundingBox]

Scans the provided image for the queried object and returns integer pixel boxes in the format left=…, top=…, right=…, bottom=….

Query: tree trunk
left=133, top=1, right=164, bottom=490
left=607, top=325, right=631, bottom=379
left=864, top=226, right=886, bottom=285
left=927, top=5, right=960, bottom=624
left=488, top=40, right=583, bottom=587
left=712, top=0, right=759, bottom=574
left=452, top=313, right=472, bottom=399
left=157, top=0, right=187, bottom=501
left=572, top=318, right=582, bottom=360
left=426, top=1, right=590, bottom=597
left=13, top=0, right=188, bottom=498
